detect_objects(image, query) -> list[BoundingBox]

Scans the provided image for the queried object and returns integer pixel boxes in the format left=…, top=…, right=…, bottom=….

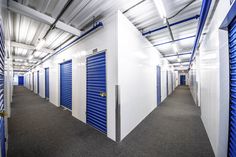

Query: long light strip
left=153, top=0, right=166, bottom=18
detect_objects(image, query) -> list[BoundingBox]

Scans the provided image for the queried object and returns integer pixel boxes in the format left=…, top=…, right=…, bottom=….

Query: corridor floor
left=8, top=86, right=214, bottom=157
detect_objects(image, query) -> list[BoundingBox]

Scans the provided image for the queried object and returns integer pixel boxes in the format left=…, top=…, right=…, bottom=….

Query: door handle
left=99, top=91, right=107, bottom=97
left=0, top=111, right=6, bottom=117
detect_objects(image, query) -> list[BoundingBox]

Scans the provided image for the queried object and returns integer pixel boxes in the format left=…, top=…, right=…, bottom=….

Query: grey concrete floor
left=8, top=86, right=214, bottom=157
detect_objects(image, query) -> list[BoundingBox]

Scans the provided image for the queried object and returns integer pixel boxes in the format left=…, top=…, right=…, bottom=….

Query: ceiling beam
left=4, top=0, right=81, bottom=36
left=13, top=61, right=34, bottom=66
left=12, top=55, right=41, bottom=62
left=13, top=69, right=29, bottom=72
left=11, top=41, right=54, bottom=54
left=170, top=61, right=190, bottom=64
left=164, top=52, right=192, bottom=58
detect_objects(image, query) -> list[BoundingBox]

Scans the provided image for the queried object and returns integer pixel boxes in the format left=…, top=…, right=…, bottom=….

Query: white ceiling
left=3, top=0, right=203, bottom=72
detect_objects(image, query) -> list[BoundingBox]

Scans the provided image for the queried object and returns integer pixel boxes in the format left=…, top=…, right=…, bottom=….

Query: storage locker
left=86, top=51, right=107, bottom=134
left=45, top=68, right=49, bottom=99
left=228, top=17, right=236, bottom=157
left=60, top=60, right=72, bottom=110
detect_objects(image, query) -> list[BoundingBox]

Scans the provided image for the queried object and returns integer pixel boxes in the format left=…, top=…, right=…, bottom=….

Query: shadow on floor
left=8, top=86, right=214, bottom=157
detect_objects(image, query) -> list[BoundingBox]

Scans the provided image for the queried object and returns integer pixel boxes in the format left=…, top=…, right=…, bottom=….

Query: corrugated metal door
left=157, top=66, right=161, bottom=105
left=37, top=71, right=39, bottom=94
left=18, top=76, right=24, bottom=85
left=86, top=51, right=107, bottom=134
left=45, top=68, right=49, bottom=99
left=60, top=60, right=72, bottom=110
left=228, top=17, right=236, bottom=157
left=0, top=21, right=6, bottom=157
left=180, top=75, right=186, bottom=85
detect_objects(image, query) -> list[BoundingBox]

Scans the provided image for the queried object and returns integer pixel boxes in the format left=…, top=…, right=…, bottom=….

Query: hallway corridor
left=8, top=86, right=214, bottom=157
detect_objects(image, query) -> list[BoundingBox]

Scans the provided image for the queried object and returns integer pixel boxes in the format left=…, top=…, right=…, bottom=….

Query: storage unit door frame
left=0, top=21, right=6, bottom=157
left=166, top=71, right=168, bottom=96
left=32, top=72, right=34, bottom=91
left=86, top=51, right=107, bottom=134
left=60, top=60, right=72, bottom=110
left=37, top=71, right=39, bottom=94
left=228, top=16, right=236, bottom=157
left=45, top=68, right=49, bottom=99
left=157, top=66, right=161, bottom=105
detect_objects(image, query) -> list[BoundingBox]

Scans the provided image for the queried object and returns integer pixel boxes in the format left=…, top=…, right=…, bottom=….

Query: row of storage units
left=24, top=59, right=178, bottom=137
left=23, top=11, right=179, bottom=141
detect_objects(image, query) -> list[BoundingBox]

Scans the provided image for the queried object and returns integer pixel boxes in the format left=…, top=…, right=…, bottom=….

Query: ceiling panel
left=5, top=0, right=203, bottom=72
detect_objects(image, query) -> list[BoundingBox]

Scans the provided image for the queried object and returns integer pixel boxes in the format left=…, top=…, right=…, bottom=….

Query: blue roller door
left=0, top=21, right=6, bottom=157
left=60, top=60, right=72, bottom=110
left=18, top=76, right=24, bottom=86
left=45, top=68, right=49, bottom=99
left=87, top=52, right=107, bottom=134
left=157, top=66, right=161, bottom=105
left=37, top=71, right=39, bottom=94
left=180, top=75, right=186, bottom=85
left=229, top=17, right=236, bottom=157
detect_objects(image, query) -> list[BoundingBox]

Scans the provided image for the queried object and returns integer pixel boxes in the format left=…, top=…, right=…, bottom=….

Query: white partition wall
left=188, top=1, right=231, bottom=156
left=25, top=11, right=177, bottom=142
left=117, top=11, right=172, bottom=140
left=25, top=12, right=118, bottom=141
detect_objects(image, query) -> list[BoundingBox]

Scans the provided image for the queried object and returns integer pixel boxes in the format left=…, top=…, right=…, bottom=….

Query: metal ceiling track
left=154, top=35, right=196, bottom=47
left=154, top=33, right=206, bottom=47
left=142, top=15, right=199, bottom=36
left=43, top=0, right=74, bottom=39
left=189, top=0, right=212, bottom=68
left=164, top=52, right=192, bottom=58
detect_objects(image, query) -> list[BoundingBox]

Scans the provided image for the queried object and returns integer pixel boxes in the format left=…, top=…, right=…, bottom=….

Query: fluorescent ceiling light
left=153, top=0, right=166, bottom=18
left=36, top=38, right=46, bottom=50
left=177, top=58, right=181, bottom=62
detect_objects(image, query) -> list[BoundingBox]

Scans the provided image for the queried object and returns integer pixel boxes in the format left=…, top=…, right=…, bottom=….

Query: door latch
left=0, top=111, right=6, bottom=117
left=99, top=91, right=107, bottom=97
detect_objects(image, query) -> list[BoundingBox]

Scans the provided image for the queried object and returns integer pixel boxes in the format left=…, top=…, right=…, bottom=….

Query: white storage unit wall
left=188, top=0, right=233, bottom=156
left=24, top=11, right=177, bottom=141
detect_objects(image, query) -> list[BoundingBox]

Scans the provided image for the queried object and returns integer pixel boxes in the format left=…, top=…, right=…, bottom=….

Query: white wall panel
left=117, top=11, right=171, bottom=140
left=168, top=71, right=172, bottom=95
left=161, top=69, right=168, bottom=101
left=189, top=1, right=231, bottom=156
left=29, top=12, right=118, bottom=141
left=39, top=68, right=45, bottom=98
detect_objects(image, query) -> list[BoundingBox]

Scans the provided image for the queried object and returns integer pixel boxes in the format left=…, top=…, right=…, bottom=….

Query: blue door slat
left=229, top=16, right=236, bottom=157
left=180, top=75, right=186, bottom=85
left=60, top=60, right=72, bottom=110
left=18, top=76, right=24, bottom=85
left=86, top=52, right=107, bottom=134
left=45, top=68, right=49, bottom=98
left=157, top=66, right=161, bottom=105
